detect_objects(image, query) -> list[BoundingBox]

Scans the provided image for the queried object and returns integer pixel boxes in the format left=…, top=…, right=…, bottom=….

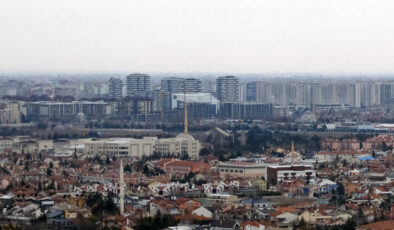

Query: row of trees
left=86, top=192, right=119, bottom=216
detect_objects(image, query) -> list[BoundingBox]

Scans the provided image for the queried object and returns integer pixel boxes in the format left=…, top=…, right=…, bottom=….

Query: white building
left=83, top=137, right=156, bottom=158
left=156, top=134, right=201, bottom=159
left=192, top=206, right=213, bottom=218
left=0, top=101, right=21, bottom=124
left=315, top=150, right=371, bottom=163
left=82, top=135, right=200, bottom=159
left=0, top=138, right=13, bottom=152
left=171, top=93, right=220, bottom=113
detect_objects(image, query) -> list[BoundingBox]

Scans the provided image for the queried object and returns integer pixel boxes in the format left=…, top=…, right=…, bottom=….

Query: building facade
left=108, top=77, right=123, bottom=99
left=126, top=73, right=151, bottom=96
left=216, top=76, right=240, bottom=102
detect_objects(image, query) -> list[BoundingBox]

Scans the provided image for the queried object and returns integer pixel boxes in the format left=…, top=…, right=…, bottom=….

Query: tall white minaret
left=291, top=141, right=295, bottom=166
left=184, top=91, right=188, bottom=135
left=119, top=159, right=125, bottom=215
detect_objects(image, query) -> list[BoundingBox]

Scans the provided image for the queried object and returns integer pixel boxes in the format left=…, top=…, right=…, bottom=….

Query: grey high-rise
left=216, top=76, right=239, bottom=102
left=161, top=77, right=185, bottom=93
left=184, top=78, right=202, bottom=93
left=108, top=77, right=123, bottom=99
left=126, top=73, right=151, bottom=96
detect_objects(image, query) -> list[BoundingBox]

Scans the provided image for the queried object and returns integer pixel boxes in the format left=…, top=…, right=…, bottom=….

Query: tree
left=124, top=164, right=132, bottom=173
left=87, top=192, right=103, bottom=207
left=24, top=161, right=29, bottom=171
left=199, top=148, right=212, bottom=156
left=87, top=192, right=118, bottom=216
left=342, top=218, right=356, bottom=230
left=134, top=212, right=178, bottom=230
left=46, top=167, right=52, bottom=176
left=357, top=205, right=365, bottom=225
left=105, top=155, right=111, bottom=165
left=143, top=165, right=149, bottom=175
left=337, top=182, right=345, bottom=196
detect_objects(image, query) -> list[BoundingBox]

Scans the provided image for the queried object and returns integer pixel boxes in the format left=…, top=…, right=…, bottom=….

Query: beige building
left=0, top=138, right=13, bottom=152
left=0, top=101, right=21, bottom=124
left=218, top=162, right=266, bottom=178
left=83, top=134, right=200, bottom=159
left=84, top=137, right=156, bottom=158
left=156, top=134, right=200, bottom=159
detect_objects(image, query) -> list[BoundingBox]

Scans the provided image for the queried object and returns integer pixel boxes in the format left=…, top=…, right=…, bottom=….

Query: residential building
left=0, top=101, right=21, bottom=123
left=126, top=73, right=150, bottom=96
left=266, top=165, right=315, bottom=184
left=184, top=78, right=202, bottom=93
left=24, top=101, right=111, bottom=121
left=108, top=77, right=123, bottom=99
left=216, top=76, right=239, bottom=102
left=218, top=103, right=272, bottom=119
left=161, top=77, right=185, bottom=93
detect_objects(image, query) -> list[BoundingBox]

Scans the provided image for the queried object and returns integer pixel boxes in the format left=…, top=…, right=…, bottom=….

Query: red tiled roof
left=357, top=220, right=394, bottom=230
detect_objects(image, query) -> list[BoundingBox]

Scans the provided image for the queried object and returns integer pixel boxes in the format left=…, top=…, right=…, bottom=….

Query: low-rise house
left=210, top=220, right=240, bottom=230
left=356, top=220, right=394, bottom=230
left=316, top=179, right=337, bottom=194
left=250, top=178, right=267, bottom=191
left=241, top=221, right=266, bottom=230
left=275, top=212, right=298, bottom=227
left=192, top=206, right=213, bottom=219
left=298, top=209, right=329, bottom=225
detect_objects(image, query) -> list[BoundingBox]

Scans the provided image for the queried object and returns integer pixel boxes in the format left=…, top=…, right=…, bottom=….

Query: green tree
left=46, top=167, right=52, bottom=176
left=124, top=164, right=132, bottom=173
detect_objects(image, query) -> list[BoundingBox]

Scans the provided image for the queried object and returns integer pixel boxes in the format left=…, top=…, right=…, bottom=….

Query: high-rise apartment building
left=216, top=76, right=239, bottom=102
left=360, top=82, right=380, bottom=107
left=202, top=80, right=216, bottom=94
left=184, top=78, right=202, bottom=93
left=380, top=83, right=394, bottom=105
left=311, top=83, right=360, bottom=108
left=247, top=81, right=310, bottom=107
left=160, top=77, right=202, bottom=93
left=126, top=73, right=151, bottom=96
left=161, top=77, right=185, bottom=93
left=246, top=82, right=257, bottom=102
left=108, top=77, right=123, bottom=99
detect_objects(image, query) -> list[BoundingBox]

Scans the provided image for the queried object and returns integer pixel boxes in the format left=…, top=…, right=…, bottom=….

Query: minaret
left=119, top=159, right=125, bottom=215
left=184, top=91, right=188, bottom=135
left=291, top=141, right=295, bottom=166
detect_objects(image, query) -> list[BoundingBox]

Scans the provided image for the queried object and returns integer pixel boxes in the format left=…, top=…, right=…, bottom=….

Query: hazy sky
left=1, top=0, right=394, bottom=74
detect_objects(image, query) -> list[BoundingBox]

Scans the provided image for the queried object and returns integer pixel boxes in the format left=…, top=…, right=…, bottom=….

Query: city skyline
left=1, top=0, right=394, bottom=74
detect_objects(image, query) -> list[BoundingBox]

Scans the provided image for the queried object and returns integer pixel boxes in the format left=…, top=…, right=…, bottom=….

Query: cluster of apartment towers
left=108, top=74, right=391, bottom=108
